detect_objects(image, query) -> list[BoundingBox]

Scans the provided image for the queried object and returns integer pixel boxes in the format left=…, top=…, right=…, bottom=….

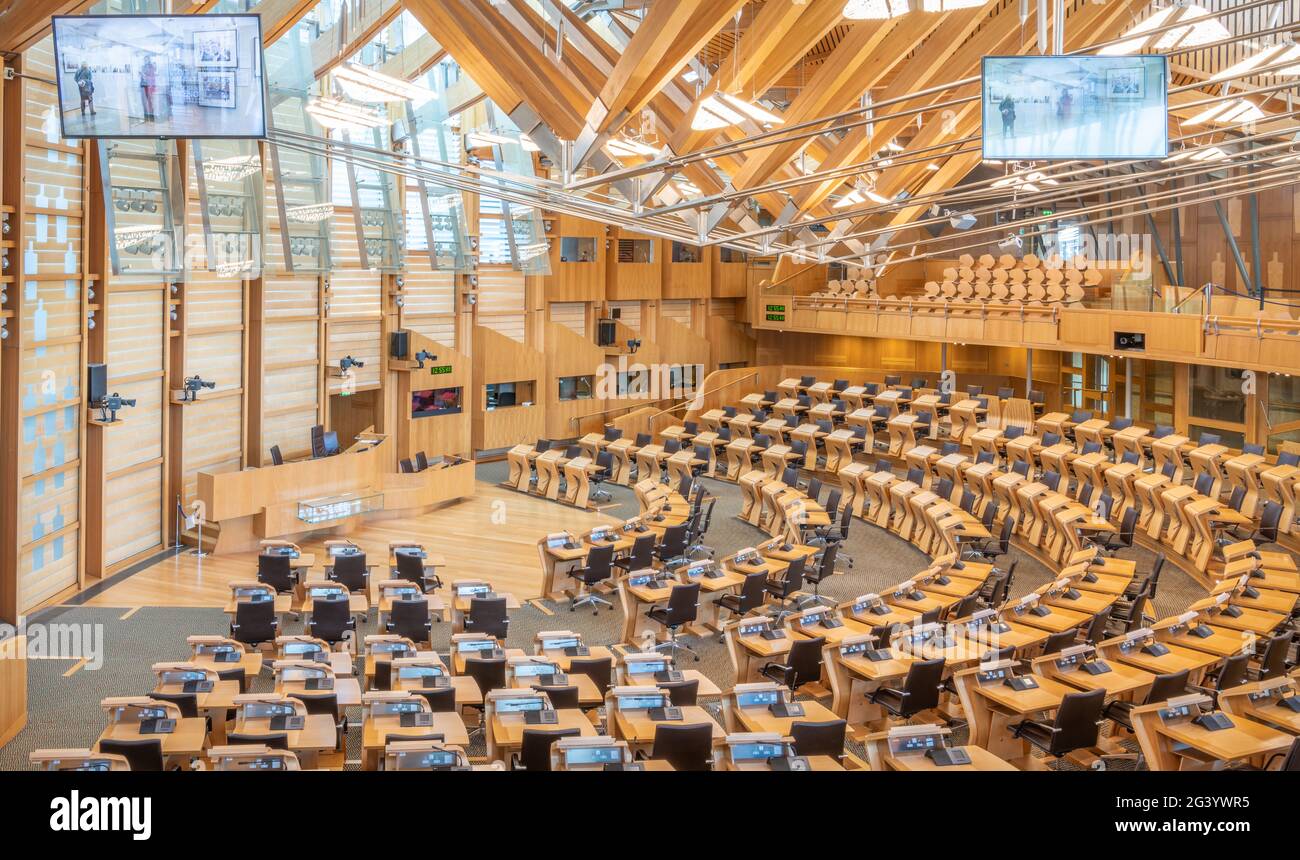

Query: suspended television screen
left=52, top=14, right=267, bottom=140
left=982, top=55, right=1168, bottom=161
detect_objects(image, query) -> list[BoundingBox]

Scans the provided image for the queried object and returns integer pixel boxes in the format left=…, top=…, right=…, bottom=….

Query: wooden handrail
left=566, top=371, right=759, bottom=426
left=642, top=371, right=759, bottom=422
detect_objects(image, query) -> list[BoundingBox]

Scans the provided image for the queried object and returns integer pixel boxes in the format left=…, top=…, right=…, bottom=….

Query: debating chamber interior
left=3, top=0, right=1300, bottom=789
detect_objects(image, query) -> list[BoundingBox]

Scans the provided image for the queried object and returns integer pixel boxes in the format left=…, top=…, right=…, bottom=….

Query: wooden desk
left=232, top=714, right=336, bottom=769
left=957, top=672, right=1075, bottom=768
left=362, top=713, right=470, bottom=770
left=489, top=708, right=596, bottom=762
left=731, top=700, right=841, bottom=736
left=611, top=706, right=724, bottom=750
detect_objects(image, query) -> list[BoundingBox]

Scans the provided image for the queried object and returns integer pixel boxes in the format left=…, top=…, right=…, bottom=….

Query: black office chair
left=602, top=451, right=635, bottom=502
left=415, top=451, right=430, bottom=471
left=1230, top=736, right=1300, bottom=771
left=257, top=553, right=296, bottom=594
left=1041, top=628, right=1079, bottom=656
left=322, top=431, right=340, bottom=456
left=648, top=723, right=714, bottom=771
left=966, top=515, right=1014, bottom=563
left=764, top=556, right=806, bottom=623
left=228, top=732, right=289, bottom=750
left=868, top=658, right=946, bottom=719
left=386, top=598, right=432, bottom=647
left=655, top=524, right=689, bottom=568
left=1226, top=500, right=1284, bottom=548
left=1094, top=507, right=1138, bottom=555
left=613, top=533, right=656, bottom=575
left=648, top=581, right=701, bottom=664
left=789, top=719, right=848, bottom=762
left=533, top=685, right=580, bottom=710
left=920, top=608, right=942, bottom=625
left=569, top=657, right=613, bottom=698
left=658, top=678, right=700, bottom=706
left=802, top=543, right=839, bottom=606
left=1012, top=688, right=1106, bottom=763
left=463, top=656, right=508, bottom=740
left=604, top=427, right=623, bottom=443
left=571, top=543, right=614, bottom=613
left=464, top=596, right=510, bottom=640
left=884, top=375, right=901, bottom=387
left=327, top=552, right=370, bottom=593
left=1081, top=607, right=1112, bottom=645
left=308, top=594, right=356, bottom=647
left=97, top=738, right=164, bottom=772
left=715, top=571, right=768, bottom=638
left=978, top=569, right=1011, bottom=609
left=393, top=550, right=441, bottom=593
left=372, top=661, right=393, bottom=691
left=1251, top=632, right=1293, bottom=681
left=289, top=690, right=347, bottom=751
left=269, top=445, right=284, bottom=466
left=1193, top=472, right=1214, bottom=496
left=537, top=438, right=554, bottom=453
left=412, top=686, right=457, bottom=713
left=1198, top=432, right=1221, bottom=447
left=148, top=691, right=201, bottom=719
left=1193, top=652, right=1251, bottom=708
left=230, top=599, right=278, bottom=649
left=1103, top=669, right=1188, bottom=735
left=760, top=635, right=825, bottom=692
left=513, top=727, right=581, bottom=771
left=950, top=593, right=980, bottom=620
left=310, top=425, right=327, bottom=459
left=399, top=458, right=416, bottom=474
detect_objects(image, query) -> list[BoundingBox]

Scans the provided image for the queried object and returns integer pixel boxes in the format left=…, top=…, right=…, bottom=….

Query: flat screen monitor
left=981, top=55, right=1167, bottom=160
left=52, top=14, right=267, bottom=140
left=412, top=386, right=462, bottom=418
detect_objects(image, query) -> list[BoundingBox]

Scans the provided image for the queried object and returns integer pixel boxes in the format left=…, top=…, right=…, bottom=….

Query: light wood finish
left=81, top=483, right=622, bottom=608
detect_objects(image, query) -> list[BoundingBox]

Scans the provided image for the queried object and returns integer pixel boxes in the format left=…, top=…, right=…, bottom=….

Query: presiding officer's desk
left=197, top=431, right=475, bottom=554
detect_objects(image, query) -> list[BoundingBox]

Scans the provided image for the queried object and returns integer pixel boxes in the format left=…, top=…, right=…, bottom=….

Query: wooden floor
left=81, top=482, right=620, bottom=609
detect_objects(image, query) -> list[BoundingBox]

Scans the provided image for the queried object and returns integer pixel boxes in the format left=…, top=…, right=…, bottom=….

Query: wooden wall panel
left=103, top=378, right=164, bottom=467
left=549, top=301, right=587, bottom=337
left=103, top=465, right=162, bottom=566
left=181, top=395, right=243, bottom=503
left=327, top=320, right=381, bottom=393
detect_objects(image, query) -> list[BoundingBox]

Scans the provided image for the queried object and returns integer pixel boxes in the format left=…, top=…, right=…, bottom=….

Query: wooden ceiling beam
left=586, top=0, right=747, bottom=138
left=730, top=13, right=942, bottom=192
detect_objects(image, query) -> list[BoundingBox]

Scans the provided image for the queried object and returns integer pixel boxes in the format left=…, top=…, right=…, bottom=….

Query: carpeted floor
left=0, top=459, right=1238, bottom=770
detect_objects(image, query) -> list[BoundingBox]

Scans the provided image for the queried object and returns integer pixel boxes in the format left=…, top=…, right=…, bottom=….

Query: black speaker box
left=87, top=363, right=107, bottom=406
left=389, top=331, right=410, bottom=360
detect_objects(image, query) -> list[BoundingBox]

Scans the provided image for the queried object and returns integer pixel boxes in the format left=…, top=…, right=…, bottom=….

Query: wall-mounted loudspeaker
left=597, top=319, right=616, bottom=348
left=389, top=331, right=410, bottom=360
left=87, top=363, right=107, bottom=406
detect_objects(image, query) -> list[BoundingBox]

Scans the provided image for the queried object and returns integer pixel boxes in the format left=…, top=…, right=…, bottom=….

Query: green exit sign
left=430, top=365, right=453, bottom=375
